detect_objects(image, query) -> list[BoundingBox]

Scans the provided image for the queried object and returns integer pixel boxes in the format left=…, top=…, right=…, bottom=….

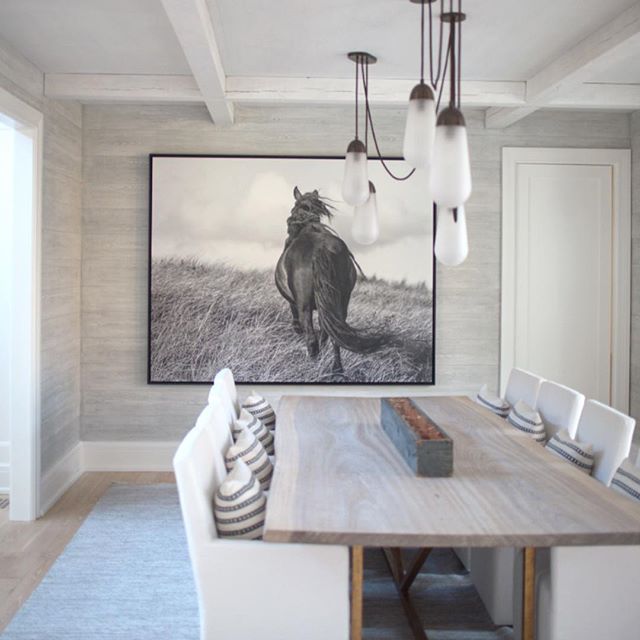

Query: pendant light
left=341, top=1, right=470, bottom=265
left=352, top=181, right=379, bottom=245
left=342, top=54, right=370, bottom=206
left=431, top=7, right=471, bottom=208
left=434, top=206, right=468, bottom=266
left=403, top=0, right=436, bottom=169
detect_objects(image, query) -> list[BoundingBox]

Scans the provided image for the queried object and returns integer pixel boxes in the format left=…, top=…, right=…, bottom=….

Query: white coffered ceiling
left=0, top=0, right=639, bottom=126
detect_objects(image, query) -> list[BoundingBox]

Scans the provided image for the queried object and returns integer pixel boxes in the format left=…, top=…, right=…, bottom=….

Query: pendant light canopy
left=341, top=1, right=470, bottom=265
left=352, top=181, right=379, bottom=245
left=434, top=205, right=468, bottom=266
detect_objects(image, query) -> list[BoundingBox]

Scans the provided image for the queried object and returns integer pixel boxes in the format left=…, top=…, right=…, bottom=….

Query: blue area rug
left=2, top=484, right=511, bottom=640
left=1, top=484, right=199, bottom=640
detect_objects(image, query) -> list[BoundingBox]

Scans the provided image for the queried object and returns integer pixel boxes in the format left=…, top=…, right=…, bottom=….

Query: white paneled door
left=502, top=148, right=631, bottom=411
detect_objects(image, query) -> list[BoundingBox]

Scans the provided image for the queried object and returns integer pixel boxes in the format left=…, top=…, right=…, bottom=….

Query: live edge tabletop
left=263, top=396, right=640, bottom=547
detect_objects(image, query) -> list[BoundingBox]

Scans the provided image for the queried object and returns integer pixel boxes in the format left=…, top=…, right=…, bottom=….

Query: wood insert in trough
left=381, top=398, right=453, bottom=477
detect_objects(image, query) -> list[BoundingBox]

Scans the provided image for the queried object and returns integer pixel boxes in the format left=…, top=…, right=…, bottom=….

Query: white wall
left=80, top=103, right=631, bottom=443
left=0, top=37, right=82, bottom=476
left=0, top=126, right=10, bottom=491
left=631, top=110, right=640, bottom=428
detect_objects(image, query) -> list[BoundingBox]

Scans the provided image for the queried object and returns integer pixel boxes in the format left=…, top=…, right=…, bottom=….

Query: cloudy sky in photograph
left=151, top=156, right=433, bottom=285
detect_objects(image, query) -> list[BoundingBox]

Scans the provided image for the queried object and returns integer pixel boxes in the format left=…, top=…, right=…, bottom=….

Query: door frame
left=501, top=147, right=631, bottom=412
left=0, top=86, right=43, bottom=521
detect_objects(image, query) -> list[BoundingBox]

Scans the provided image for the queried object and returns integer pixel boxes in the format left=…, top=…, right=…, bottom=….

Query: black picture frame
left=148, top=153, right=437, bottom=386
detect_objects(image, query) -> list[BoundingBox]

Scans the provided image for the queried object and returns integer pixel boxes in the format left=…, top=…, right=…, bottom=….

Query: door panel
left=513, top=163, right=612, bottom=403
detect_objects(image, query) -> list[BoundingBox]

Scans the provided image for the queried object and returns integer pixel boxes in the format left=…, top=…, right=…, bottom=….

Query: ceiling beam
left=486, top=2, right=640, bottom=128
left=44, top=74, right=640, bottom=113
left=225, top=77, right=526, bottom=107
left=44, top=74, right=201, bottom=103
left=159, top=0, right=233, bottom=125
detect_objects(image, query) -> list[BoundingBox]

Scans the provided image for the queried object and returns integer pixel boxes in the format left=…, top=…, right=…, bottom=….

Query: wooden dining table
left=263, top=395, right=640, bottom=640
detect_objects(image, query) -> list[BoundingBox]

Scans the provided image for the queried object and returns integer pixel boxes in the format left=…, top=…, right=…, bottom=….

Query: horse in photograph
left=275, top=187, right=387, bottom=377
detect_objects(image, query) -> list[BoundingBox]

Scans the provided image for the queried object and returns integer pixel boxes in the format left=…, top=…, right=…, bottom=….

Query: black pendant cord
left=435, top=35, right=451, bottom=112
left=429, top=0, right=446, bottom=90
left=420, top=0, right=425, bottom=83
left=364, top=61, right=369, bottom=154
left=360, top=59, right=415, bottom=181
left=354, top=59, right=359, bottom=140
left=448, top=0, right=456, bottom=107
left=457, top=0, right=462, bottom=109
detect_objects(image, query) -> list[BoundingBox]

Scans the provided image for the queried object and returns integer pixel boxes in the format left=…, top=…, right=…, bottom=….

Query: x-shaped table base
left=381, top=547, right=433, bottom=640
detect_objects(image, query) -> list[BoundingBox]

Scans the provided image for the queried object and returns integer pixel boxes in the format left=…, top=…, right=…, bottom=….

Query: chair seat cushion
left=476, top=384, right=510, bottom=418
left=507, top=400, right=546, bottom=443
left=233, top=407, right=275, bottom=455
left=611, top=458, right=640, bottom=502
left=225, top=426, right=273, bottom=490
left=545, top=429, right=594, bottom=474
left=213, top=458, right=267, bottom=540
left=243, top=393, right=276, bottom=430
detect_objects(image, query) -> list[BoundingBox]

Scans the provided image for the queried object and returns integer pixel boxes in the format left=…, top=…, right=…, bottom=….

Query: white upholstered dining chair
left=504, top=368, right=544, bottom=409
left=174, top=421, right=350, bottom=640
left=516, top=401, right=637, bottom=640
left=469, top=368, right=545, bottom=625
left=535, top=381, right=584, bottom=440
left=212, top=367, right=240, bottom=416
left=575, top=399, right=635, bottom=486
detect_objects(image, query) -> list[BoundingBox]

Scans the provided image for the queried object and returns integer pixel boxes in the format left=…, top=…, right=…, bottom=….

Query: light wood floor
left=0, top=472, right=174, bottom=633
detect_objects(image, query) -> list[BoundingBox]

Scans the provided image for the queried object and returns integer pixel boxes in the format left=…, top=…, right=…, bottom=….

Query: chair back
left=209, top=381, right=237, bottom=427
left=576, top=399, right=636, bottom=485
left=536, top=381, right=585, bottom=440
left=173, top=423, right=225, bottom=548
left=196, top=402, right=233, bottom=457
left=212, top=368, right=239, bottom=416
left=504, top=368, right=544, bottom=408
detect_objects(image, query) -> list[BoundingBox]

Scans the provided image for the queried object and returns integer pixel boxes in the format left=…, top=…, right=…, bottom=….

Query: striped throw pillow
left=224, top=426, right=273, bottom=491
left=476, top=384, right=510, bottom=418
left=507, top=400, right=546, bottom=443
left=611, top=459, right=640, bottom=503
left=213, top=459, right=266, bottom=540
left=243, top=393, right=276, bottom=430
left=233, top=408, right=275, bottom=456
left=545, top=429, right=594, bottom=475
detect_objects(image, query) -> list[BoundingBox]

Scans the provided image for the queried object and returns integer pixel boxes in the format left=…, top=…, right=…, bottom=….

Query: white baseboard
left=0, top=441, right=9, bottom=494
left=82, top=441, right=178, bottom=472
left=40, top=443, right=83, bottom=515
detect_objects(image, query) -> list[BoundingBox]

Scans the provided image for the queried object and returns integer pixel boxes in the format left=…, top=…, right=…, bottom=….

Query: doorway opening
left=0, top=87, right=43, bottom=521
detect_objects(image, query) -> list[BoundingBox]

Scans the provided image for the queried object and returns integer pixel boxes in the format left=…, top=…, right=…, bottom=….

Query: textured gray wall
left=81, top=103, right=631, bottom=442
left=0, top=39, right=82, bottom=474
left=632, top=111, right=640, bottom=429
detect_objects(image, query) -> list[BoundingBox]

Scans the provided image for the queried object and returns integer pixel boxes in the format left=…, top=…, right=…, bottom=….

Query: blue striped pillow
left=545, top=429, right=594, bottom=474
left=213, top=459, right=266, bottom=540
left=611, top=459, right=640, bottom=503
left=476, top=384, right=510, bottom=418
left=225, top=426, right=273, bottom=491
left=243, top=393, right=276, bottom=430
left=233, top=408, right=275, bottom=456
left=507, top=400, right=546, bottom=443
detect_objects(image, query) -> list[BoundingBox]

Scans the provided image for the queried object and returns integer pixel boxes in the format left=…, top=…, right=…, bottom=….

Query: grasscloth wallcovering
left=632, top=111, right=640, bottom=428
left=0, top=39, right=82, bottom=474
left=81, top=104, right=631, bottom=442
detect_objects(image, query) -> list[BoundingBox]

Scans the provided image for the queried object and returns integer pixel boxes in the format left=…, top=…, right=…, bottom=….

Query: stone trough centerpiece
left=381, top=398, right=453, bottom=477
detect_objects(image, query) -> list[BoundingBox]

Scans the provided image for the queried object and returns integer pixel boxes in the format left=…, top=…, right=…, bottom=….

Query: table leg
left=381, top=547, right=431, bottom=640
left=522, top=547, right=536, bottom=640
left=351, top=545, right=364, bottom=640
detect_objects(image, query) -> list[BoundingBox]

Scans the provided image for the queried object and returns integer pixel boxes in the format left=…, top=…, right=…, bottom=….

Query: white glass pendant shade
left=434, top=205, right=468, bottom=266
left=431, top=106, right=472, bottom=208
left=352, top=182, right=379, bottom=245
left=342, top=139, right=370, bottom=206
left=403, top=83, right=436, bottom=169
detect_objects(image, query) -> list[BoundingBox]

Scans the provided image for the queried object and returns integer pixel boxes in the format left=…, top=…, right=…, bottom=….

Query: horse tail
left=312, top=250, right=389, bottom=355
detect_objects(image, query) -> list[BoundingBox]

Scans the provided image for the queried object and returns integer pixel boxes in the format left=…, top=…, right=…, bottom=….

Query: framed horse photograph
left=148, top=154, right=435, bottom=385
